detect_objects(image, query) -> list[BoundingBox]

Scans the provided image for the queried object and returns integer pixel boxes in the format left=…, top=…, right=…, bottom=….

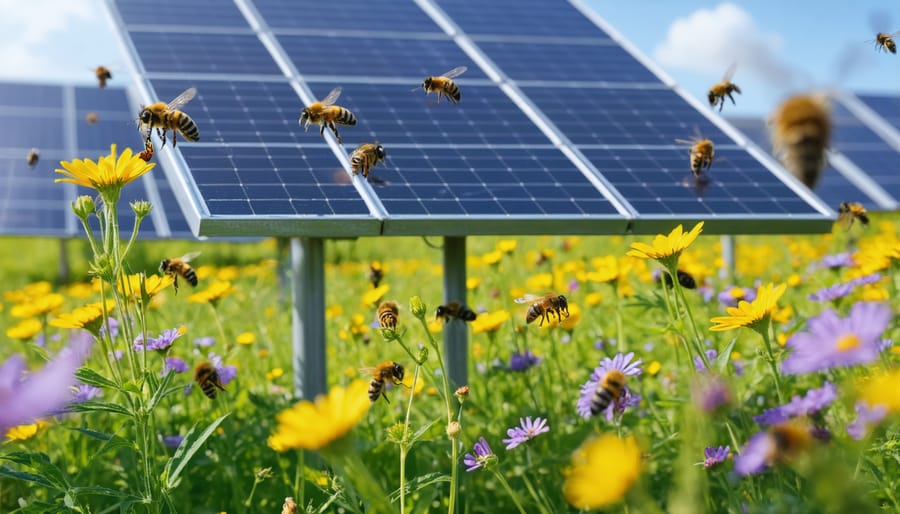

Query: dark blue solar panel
left=153, top=171, right=194, bottom=237
left=129, top=31, right=280, bottom=75
left=856, top=94, right=900, bottom=133
left=75, top=87, right=142, bottom=152
left=256, top=0, right=441, bottom=33
left=478, top=41, right=657, bottom=83
left=372, top=146, right=617, bottom=216
left=0, top=156, right=72, bottom=236
left=838, top=149, right=900, bottom=198
left=116, top=0, right=249, bottom=28
left=0, top=113, right=64, bottom=150
left=179, top=145, right=371, bottom=216
left=523, top=86, right=728, bottom=146
left=435, top=0, right=608, bottom=39
left=278, top=35, right=485, bottom=79
left=0, top=82, right=62, bottom=109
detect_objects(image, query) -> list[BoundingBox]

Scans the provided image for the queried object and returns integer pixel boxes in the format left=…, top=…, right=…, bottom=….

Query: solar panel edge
left=631, top=217, right=836, bottom=236
left=838, top=92, right=900, bottom=158
left=826, top=152, right=900, bottom=209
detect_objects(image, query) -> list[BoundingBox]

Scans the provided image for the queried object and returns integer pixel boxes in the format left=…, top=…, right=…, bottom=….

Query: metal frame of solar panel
left=0, top=81, right=195, bottom=240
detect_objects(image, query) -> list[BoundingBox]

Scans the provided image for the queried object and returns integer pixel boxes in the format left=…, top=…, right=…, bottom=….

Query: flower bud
left=446, top=421, right=462, bottom=439
left=72, top=195, right=95, bottom=220
left=455, top=385, right=470, bottom=403
left=409, top=295, right=427, bottom=319
left=130, top=200, right=153, bottom=219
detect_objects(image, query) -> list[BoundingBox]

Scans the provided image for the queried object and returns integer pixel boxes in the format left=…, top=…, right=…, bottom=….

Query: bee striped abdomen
left=333, top=107, right=356, bottom=126
left=445, top=82, right=461, bottom=103
left=368, top=378, right=385, bottom=402
left=590, top=370, right=626, bottom=417
left=184, top=267, right=198, bottom=287
left=194, top=362, right=225, bottom=400
left=177, top=113, right=200, bottom=141
left=771, top=95, right=830, bottom=189
left=590, top=385, right=617, bottom=416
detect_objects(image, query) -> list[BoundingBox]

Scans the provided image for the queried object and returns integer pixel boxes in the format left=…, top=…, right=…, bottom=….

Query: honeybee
left=435, top=302, right=477, bottom=323
left=707, top=63, right=741, bottom=112
left=26, top=148, right=39, bottom=167
left=769, top=422, right=812, bottom=462
left=159, top=251, right=200, bottom=293
left=85, top=112, right=100, bottom=125
left=657, top=270, right=697, bottom=290
left=837, top=201, right=869, bottom=229
left=770, top=94, right=831, bottom=189
left=873, top=31, right=899, bottom=54
left=676, top=136, right=715, bottom=178
left=299, top=87, right=356, bottom=144
left=95, top=66, right=112, bottom=88
left=350, top=143, right=386, bottom=178
left=416, top=66, right=467, bottom=104
left=368, top=262, right=384, bottom=288
left=138, top=138, right=155, bottom=162
left=194, top=361, right=225, bottom=399
left=138, top=87, right=200, bottom=148
left=591, top=369, right=626, bottom=416
left=514, top=293, right=569, bottom=326
left=366, top=360, right=405, bottom=403
left=376, top=300, right=400, bottom=329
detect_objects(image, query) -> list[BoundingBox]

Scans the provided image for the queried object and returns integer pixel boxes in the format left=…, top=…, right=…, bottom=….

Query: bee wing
left=321, top=87, right=342, bottom=106
left=721, top=61, right=738, bottom=81
left=359, top=366, right=378, bottom=377
left=166, top=87, right=197, bottom=111
left=440, top=66, right=468, bottom=79
left=179, top=251, right=201, bottom=263
left=514, top=293, right=541, bottom=304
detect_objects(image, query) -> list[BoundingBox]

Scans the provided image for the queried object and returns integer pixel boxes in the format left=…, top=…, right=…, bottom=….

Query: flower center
left=729, top=287, right=745, bottom=299
left=836, top=334, right=861, bottom=352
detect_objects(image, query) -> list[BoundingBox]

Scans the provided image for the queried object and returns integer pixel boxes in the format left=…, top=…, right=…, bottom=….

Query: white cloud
left=653, top=3, right=795, bottom=88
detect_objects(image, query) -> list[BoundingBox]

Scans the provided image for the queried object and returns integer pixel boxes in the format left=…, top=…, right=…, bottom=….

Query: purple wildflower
left=702, top=445, right=730, bottom=468
left=463, top=436, right=495, bottom=472
left=576, top=352, right=642, bottom=420
left=782, top=302, right=892, bottom=375
left=109, top=349, right=124, bottom=361
left=509, top=350, right=541, bottom=371
left=193, top=336, right=215, bottom=347
left=849, top=273, right=881, bottom=287
left=70, top=384, right=102, bottom=404
left=100, top=317, right=120, bottom=339
left=162, top=357, right=190, bottom=375
left=163, top=435, right=184, bottom=448
left=568, top=279, right=579, bottom=293
left=818, top=252, right=854, bottom=269
left=502, top=417, right=550, bottom=450
left=693, top=349, right=718, bottom=372
left=753, top=383, right=837, bottom=425
left=209, top=353, right=237, bottom=385
left=808, top=283, right=854, bottom=302
left=847, top=402, right=888, bottom=440
left=717, top=286, right=756, bottom=308
left=733, top=432, right=773, bottom=476
left=692, top=376, right=732, bottom=413
left=134, top=328, right=183, bottom=352
left=699, top=285, right=715, bottom=303
left=879, top=339, right=894, bottom=352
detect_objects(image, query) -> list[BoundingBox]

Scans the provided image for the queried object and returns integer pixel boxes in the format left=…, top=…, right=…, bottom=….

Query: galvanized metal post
left=720, top=235, right=736, bottom=282
left=291, top=237, right=326, bottom=399
left=442, top=236, right=468, bottom=389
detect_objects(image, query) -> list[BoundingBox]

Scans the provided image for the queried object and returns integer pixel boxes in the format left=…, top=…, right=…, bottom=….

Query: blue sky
left=0, top=1, right=898, bottom=118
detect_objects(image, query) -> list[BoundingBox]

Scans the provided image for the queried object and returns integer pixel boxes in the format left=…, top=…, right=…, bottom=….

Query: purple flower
left=463, top=436, right=495, bottom=472
left=576, top=352, right=642, bottom=420
left=702, top=445, right=730, bottom=468
left=162, top=357, right=190, bottom=375
left=193, top=336, right=215, bottom=347
left=694, top=349, right=718, bottom=372
left=847, top=402, right=888, bottom=440
left=109, top=349, right=124, bottom=361
left=782, top=303, right=892, bottom=375
left=818, top=252, right=855, bottom=269
left=734, top=432, right=773, bottom=476
left=209, top=353, right=237, bottom=385
left=692, top=376, right=732, bottom=413
left=502, top=417, right=550, bottom=450
left=717, top=286, right=755, bottom=308
left=879, top=339, right=894, bottom=352
left=509, top=350, right=541, bottom=371
left=808, top=283, right=854, bottom=302
left=849, top=273, right=881, bottom=287
left=699, top=285, right=715, bottom=303
left=753, top=383, right=837, bottom=425
left=134, top=328, right=183, bottom=352
left=70, top=384, right=102, bottom=404
left=163, top=434, right=184, bottom=448
left=100, top=317, right=120, bottom=339
left=0, top=335, right=92, bottom=432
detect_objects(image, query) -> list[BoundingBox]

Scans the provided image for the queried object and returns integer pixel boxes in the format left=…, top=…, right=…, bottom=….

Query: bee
left=873, top=32, right=899, bottom=54
left=368, top=262, right=384, bottom=288
left=350, top=143, right=386, bottom=179
left=415, top=66, right=468, bottom=104
left=770, top=94, right=831, bottom=189
left=85, top=112, right=100, bottom=125
left=514, top=293, right=569, bottom=326
left=366, top=360, right=405, bottom=403
left=707, top=62, right=741, bottom=112
left=657, top=270, right=697, bottom=290
left=138, top=87, right=200, bottom=148
left=377, top=300, right=400, bottom=329
left=26, top=148, right=39, bottom=167
left=590, top=369, right=627, bottom=417
left=435, top=302, right=477, bottom=323
left=299, top=87, right=356, bottom=145
left=676, top=136, right=715, bottom=178
left=194, top=361, right=225, bottom=400
left=837, top=201, right=869, bottom=229
left=138, top=138, right=155, bottom=162
left=95, top=66, right=112, bottom=88
left=159, top=251, right=200, bottom=293
left=767, top=422, right=813, bottom=465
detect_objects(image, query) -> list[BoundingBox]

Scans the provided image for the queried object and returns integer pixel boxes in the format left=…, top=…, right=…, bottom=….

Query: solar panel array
left=108, top=0, right=833, bottom=237
left=0, top=82, right=195, bottom=239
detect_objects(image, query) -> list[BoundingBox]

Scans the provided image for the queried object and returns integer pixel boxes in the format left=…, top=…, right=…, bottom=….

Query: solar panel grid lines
left=839, top=92, right=900, bottom=153
left=858, top=94, right=900, bottom=133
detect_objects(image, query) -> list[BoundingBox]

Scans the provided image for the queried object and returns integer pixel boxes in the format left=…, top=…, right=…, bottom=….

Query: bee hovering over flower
left=363, top=361, right=405, bottom=403
left=415, top=66, right=467, bottom=104
left=138, top=87, right=200, bottom=148
left=837, top=201, right=869, bottom=230
left=435, top=302, right=477, bottom=323
left=194, top=361, right=225, bottom=400
left=299, top=87, right=356, bottom=145
left=590, top=369, right=627, bottom=417
left=707, top=62, right=741, bottom=112
left=376, top=300, right=400, bottom=330
left=159, top=251, right=200, bottom=294
left=368, top=262, right=384, bottom=288
left=514, top=293, right=569, bottom=326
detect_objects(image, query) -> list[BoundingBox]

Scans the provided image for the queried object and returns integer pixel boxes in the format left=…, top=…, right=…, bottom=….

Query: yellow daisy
left=236, top=332, right=256, bottom=345
left=626, top=221, right=704, bottom=266
left=187, top=281, right=235, bottom=305
left=360, top=284, right=390, bottom=307
left=5, top=420, right=50, bottom=442
left=10, top=293, right=65, bottom=318
left=563, top=434, right=642, bottom=509
left=6, top=318, right=42, bottom=340
left=49, top=300, right=115, bottom=335
left=55, top=144, right=155, bottom=195
left=118, top=273, right=175, bottom=301
left=268, top=379, right=370, bottom=452
left=471, top=310, right=511, bottom=334
left=860, top=370, right=900, bottom=413
left=709, top=283, right=786, bottom=332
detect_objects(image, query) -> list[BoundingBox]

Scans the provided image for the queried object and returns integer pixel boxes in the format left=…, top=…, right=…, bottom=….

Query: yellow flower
left=860, top=370, right=900, bottom=413
left=858, top=284, right=889, bottom=302
left=361, top=284, right=389, bottom=307
left=540, top=302, right=581, bottom=330
left=401, top=370, right=426, bottom=396
left=65, top=282, right=96, bottom=300
left=626, top=221, right=704, bottom=264
left=325, top=304, right=344, bottom=319
left=427, top=318, right=443, bottom=333
left=563, top=434, right=641, bottom=509
left=588, top=255, right=620, bottom=283
left=50, top=300, right=115, bottom=334
left=466, top=277, right=481, bottom=290
left=268, top=379, right=370, bottom=451
left=472, top=342, right=484, bottom=359
left=525, top=273, right=554, bottom=292
left=266, top=368, right=284, bottom=381
left=257, top=348, right=270, bottom=358
left=55, top=144, right=155, bottom=193
left=481, top=250, right=503, bottom=265
left=772, top=305, right=793, bottom=325
left=118, top=273, right=175, bottom=300
left=471, top=310, right=510, bottom=334
left=646, top=361, right=662, bottom=376
left=710, top=283, right=786, bottom=332
left=188, top=281, right=235, bottom=304
left=4, top=281, right=52, bottom=304
left=216, top=266, right=240, bottom=281
left=787, top=273, right=802, bottom=287
left=10, top=293, right=65, bottom=318
left=584, top=292, right=603, bottom=306
left=496, top=239, right=517, bottom=254
left=6, top=318, right=42, bottom=340
left=5, top=420, right=50, bottom=442
left=236, top=332, right=256, bottom=345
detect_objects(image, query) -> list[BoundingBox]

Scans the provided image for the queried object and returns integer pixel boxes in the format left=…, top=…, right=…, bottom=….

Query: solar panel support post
left=443, top=236, right=468, bottom=389
left=291, top=237, right=327, bottom=400
left=720, top=235, right=736, bottom=282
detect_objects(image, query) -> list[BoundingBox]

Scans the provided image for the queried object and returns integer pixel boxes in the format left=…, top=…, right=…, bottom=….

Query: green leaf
left=122, top=381, right=142, bottom=395
left=75, top=367, right=117, bottom=390
left=66, top=427, right=134, bottom=453
left=146, top=369, right=176, bottom=411
left=0, top=464, right=57, bottom=489
left=0, top=452, right=69, bottom=490
left=390, top=472, right=449, bottom=501
left=411, top=419, right=439, bottom=442
left=66, top=400, right=133, bottom=417
left=716, top=337, right=738, bottom=372
left=70, top=486, right=141, bottom=501
left=162, top=413, right=229, bottom=490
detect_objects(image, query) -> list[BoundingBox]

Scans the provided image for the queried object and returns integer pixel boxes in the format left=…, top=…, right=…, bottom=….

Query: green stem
left=613, top=280, right=624, bottom=352
left=120, top=215, right=145, bottom=261
left=667, top=265, right=710, bottom=370
left=755, top=319, right=784, bottom=403
left=491, top=469, right=528, bottom=514
left=325, top=444, right=396, bottom=514
left=399, top=364, right=422, bottom=514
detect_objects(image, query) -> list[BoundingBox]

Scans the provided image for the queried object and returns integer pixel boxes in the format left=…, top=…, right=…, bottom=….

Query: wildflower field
left=1, top=146, right=899, bottom=513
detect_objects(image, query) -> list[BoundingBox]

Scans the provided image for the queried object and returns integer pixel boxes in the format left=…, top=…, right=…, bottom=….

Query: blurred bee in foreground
left=85, top=112, right=100, bottom=125
left=707, top=63, right=741, bottom=112
left=26, top=148, right=39, bottom=167
left=416, top=66, right=467, bottom=104
left=138, top=138, right=155, bottom=162
left=873, top=31, right=899, bottom=54
left=160, top=251, right=200, bottom=293
left=514, top=293, right=569, bottom=326
left=365, top=361, right=405, bottom=403
left=350, top=143, right=386, bottom=179
left=138, top=87, right=200, bottom=148
left=657, top=270, right=697, bottom=290
left=591, top=369, right=626, bottom=417
left=377, top=300, right=400, bottom=330
left=676, top=136, right=715, bottom=178
left=770, top=94, right=831, bottom=189
left=95, top=66, right=112, bottom=88
left=837, top=201, right=869, bottom=229
left=299, top=87, right=356, bottom=145
left=435, top=302, right=477, bottom=323
left=194, top=361, right=225, bottom=400
left=368, top=262, right=384, bottom=288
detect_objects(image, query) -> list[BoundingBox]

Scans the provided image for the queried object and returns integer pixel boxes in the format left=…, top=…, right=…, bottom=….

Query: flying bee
left=299, top=87, right=356, bottom=144
left=514, top=293, right=569, bottom=326
left=95, top=66, right=112, bottom=88
left=159, top=251, right=200, bottom=293
left=435, top=302, right=477, bottom=323
left=873, top=31, right=899, bottom=54
left=657, top=270, right=697, bottom=290
left=590, top=369, right=627, bottom=417
left=26, top=148, right=39, bottom=167
left=837, top=201, right=869, bottom=229
left=676, top=136, right=715, bottom=178
left=138, top=87, right=200, bottom=148
left=768, top=422, right=813, bottom=465
left=138, top=138, right=155, bottom=162
left=365, top=361, right=405, bottom=403
left=707, top=62, right=741, bottom=112
left=368, top=262, right=384, bottom=288
left=770, top=94, right=831, bottom=189
left=85, top=112, right=100, bottom=125
left=350, top=143, right=386, bottom=179
left=377, top=300, right=400, bottom=330
left=415, top=66, right=467, bottom=104
left=194, top=361, right=225, bottom=400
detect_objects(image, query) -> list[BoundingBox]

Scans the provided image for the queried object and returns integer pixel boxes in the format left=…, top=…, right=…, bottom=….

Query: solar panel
left=435, top=0, right=609, bottom=39
left=115, top=0, right=248, bottom=28
left=254, top=0, right=442, bottom=33
left=855, top=94, right=900, bottom=133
